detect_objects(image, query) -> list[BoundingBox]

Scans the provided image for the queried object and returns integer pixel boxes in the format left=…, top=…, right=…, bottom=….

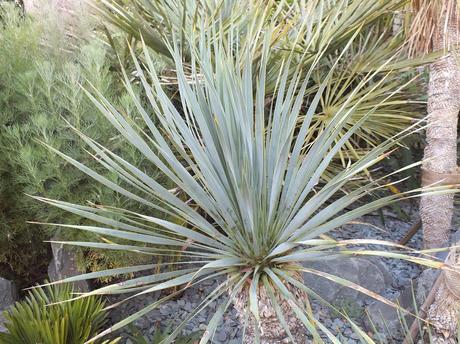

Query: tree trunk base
left=425, top=269, right=460, bottom=343
left=233, top=273, right=309, bottom=344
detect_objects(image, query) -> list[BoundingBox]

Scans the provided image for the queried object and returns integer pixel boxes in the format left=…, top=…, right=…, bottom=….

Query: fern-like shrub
left=0, top=283, right=119, bottom=344
left=0, top=3, right=167, bottom=287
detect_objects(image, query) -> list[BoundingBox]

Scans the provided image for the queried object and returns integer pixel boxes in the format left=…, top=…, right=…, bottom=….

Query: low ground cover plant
left=0, top=283, right=118, bottom=344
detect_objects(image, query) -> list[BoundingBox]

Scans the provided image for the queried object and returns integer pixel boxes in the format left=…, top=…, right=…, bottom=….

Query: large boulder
left=48, top=239, right=89, bottom=292
left=0, top=277, right=18, bottom=333
left=302, top=257, right=393, bottom=305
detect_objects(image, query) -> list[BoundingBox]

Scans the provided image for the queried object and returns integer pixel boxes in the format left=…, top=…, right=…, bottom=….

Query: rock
left=0, top=278, right=17, bottom=310
left=0, top=278, right=18, bottom=333
left=48, top=239, right=89, bottom=292
left=365, top=269, right=440, bottom=340
left=350, top=333, right=360, bottom=340
left=215, top=330, right=227, bottom=342
left=302, top=257, right=393, bottom=305
left=160, top=306, right=169, bottom=316
left=415, top=268, right=439, bottom=305
left=0, top=313, right=7, bottom=333
left=364, top=285, right=415, bottom=340
left=332, top=318, right=344, bottom=329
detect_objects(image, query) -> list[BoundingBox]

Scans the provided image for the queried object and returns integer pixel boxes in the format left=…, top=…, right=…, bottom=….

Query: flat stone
left=365, top=266, right=444, bottom=341
left=302, top=257, right=392, bottom=305
left=350, top=333, right=360, bottom=340
left=48, top=238, right=89, bottom=292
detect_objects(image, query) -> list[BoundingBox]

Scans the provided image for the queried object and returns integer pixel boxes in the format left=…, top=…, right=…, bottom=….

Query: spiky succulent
left=0, top=282, right=117, bottom=344
left=34, top=16, right=452, bottom=344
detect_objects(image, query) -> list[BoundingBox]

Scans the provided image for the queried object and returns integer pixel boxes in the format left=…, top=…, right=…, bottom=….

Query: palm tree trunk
left=233, top=273, right=308, bottom=343
left=420, top=3, right=460, bottom=341
left=419, top=5, right=460, bottom=250
left=425, top=250, right=460, bottom=343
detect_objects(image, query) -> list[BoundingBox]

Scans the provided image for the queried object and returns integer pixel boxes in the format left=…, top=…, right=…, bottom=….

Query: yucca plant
left=0, top=283, right=118, bottom=344
left=33, top=21, right=454, bottom=343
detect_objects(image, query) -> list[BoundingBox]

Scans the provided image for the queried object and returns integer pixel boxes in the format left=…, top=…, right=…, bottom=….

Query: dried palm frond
left=407, top=0, right=460, bottom=56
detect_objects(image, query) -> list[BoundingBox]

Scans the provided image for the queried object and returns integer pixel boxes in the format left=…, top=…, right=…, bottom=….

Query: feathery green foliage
left=0, top=283, right=118, bottom=344
left=0, top=3, right=169, bottom=286
left=36, top=17, right=455, bottom=342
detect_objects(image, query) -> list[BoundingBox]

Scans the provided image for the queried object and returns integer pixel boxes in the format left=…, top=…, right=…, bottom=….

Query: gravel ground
left=106, top=203, right=427, bottom=344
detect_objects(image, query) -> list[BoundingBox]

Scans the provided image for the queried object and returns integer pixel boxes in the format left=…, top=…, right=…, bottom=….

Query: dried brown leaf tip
left=407, top=0, right=460, bottom=56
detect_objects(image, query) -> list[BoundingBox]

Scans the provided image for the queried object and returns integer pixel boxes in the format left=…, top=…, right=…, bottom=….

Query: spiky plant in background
left=33, top=16, right=456, bottom=342
left=96, top=0, right=433, bottom=190
left=0, top=282, right=118, bottom=344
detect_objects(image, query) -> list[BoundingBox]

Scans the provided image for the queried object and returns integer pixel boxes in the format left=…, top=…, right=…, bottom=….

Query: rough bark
left=425, top=248, right=460, bottom=344
left=420, top=6, right=460, bottom=250
left=419, top=3, right=460, bottom=342
left=233, top=273, right=308, bottom=344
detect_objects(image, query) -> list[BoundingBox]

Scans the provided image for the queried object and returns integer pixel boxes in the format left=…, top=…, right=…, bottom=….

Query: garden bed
left=106, top=203, right=428, bottom=344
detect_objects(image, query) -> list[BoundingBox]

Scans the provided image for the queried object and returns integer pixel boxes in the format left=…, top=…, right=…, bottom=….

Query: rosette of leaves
left=35, top=23, right=452, bottom=343
left=0, top=283, right=118, bottom=344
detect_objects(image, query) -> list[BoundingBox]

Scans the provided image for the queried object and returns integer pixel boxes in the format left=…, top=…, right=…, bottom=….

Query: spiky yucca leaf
left=34, top=23, right=456, bottom=344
